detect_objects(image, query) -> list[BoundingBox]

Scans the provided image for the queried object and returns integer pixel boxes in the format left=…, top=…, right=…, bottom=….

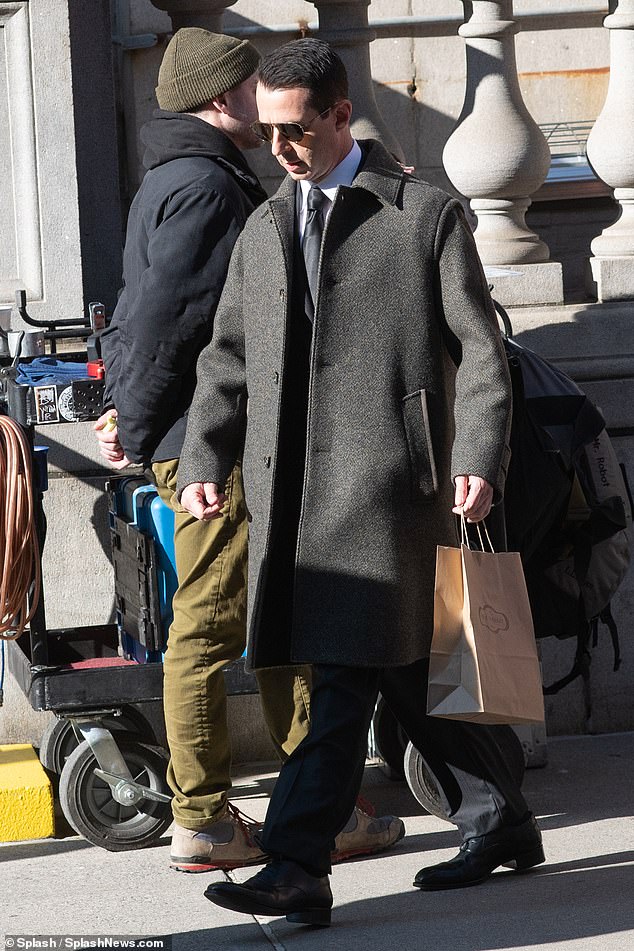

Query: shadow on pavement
left=274, top=853, right=633, bottom=950
left=0, top=838, right=93, bottom=861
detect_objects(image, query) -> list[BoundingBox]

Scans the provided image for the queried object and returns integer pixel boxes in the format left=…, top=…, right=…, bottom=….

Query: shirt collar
left=299, top=140, right=363, bottom=206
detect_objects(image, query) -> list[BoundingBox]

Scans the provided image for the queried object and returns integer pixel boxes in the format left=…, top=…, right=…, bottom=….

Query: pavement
left=1, top=731, right=633, bottom=951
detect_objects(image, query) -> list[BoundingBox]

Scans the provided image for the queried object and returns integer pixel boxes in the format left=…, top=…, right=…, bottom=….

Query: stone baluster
left=151, top=0, right=236, bottom=33
left=310, top=0, right=404, bottom=161
left=442, top=0, right=563, bottom=305
left=586, top=0, right=634, bottom=302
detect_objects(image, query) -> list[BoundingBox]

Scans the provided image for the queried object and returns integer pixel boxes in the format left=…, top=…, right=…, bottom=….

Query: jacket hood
left=140, top=110, right=265, bottom=197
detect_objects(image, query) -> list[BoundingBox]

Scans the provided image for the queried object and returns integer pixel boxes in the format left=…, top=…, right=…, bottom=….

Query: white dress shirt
left=297, top=140, right=363, bottom=241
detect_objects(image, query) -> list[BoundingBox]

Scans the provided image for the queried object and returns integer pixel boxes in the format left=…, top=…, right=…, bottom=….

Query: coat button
left=273, top=371, right=279, bottom=384
left=279, top=289, right=286, bottom=301
left=264, top=456, right=271, bottom=468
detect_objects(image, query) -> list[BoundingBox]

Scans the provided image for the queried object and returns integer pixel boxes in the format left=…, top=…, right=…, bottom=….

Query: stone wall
left=0, top=0, right=122, bottom=320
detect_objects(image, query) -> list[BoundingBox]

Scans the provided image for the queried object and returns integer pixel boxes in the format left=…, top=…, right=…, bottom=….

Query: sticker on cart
left=33, top=385, right=60, bottom=423
left=58, top=385, right=80, bottom=421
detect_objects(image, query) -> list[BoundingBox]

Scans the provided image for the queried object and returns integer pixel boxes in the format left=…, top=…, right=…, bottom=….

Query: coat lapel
left=267, top=176, right=297, bottom=278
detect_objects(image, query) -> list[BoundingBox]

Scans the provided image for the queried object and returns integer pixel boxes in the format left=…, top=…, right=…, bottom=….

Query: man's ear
left=334, top=99, right=353, bottom=130
left=211, top=94, right=227, bottom=114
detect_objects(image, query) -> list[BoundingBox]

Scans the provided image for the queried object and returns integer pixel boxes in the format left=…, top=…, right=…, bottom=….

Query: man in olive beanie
left=155, top=28, right=260, bottom=113
left=96, top=28, right=403, bottom=873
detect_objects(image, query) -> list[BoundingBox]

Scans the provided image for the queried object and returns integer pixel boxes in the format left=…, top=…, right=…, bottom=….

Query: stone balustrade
left=586, top=0, right=634, bottom=302
left=151, top=0, right=237, bottom=32
left=441, top=0, right=563, bottom=306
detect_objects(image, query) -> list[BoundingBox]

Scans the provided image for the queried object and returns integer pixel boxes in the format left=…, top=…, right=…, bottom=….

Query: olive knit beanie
left=156, top=28, right=260, bottom=112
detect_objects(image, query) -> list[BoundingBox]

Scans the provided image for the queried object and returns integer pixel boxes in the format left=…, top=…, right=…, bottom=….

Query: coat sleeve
left=434, top=200, right=512, bottom=501
left=100, top=290, right=124, bottom=411
left=176, top=232, right=248, bottom=495
left=101, top=184, right=245, bottom=463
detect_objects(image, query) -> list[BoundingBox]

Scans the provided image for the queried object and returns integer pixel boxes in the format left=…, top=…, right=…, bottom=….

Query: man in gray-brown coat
left=178, top=39, right=545, bottom=926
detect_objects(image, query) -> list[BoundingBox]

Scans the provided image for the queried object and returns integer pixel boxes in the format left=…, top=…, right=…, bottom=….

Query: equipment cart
left=0, top=292, right=256, bottom=851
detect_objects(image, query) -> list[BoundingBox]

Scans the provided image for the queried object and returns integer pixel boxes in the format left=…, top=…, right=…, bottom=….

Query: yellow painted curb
left=0, top=744, right=55, bottom=842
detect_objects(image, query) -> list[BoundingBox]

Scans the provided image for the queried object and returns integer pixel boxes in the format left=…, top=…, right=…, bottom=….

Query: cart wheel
left=39, top=718, right=79, bottom=777
left=39, top=709, right=155, bottom=776
left=58, top=739, right=172, bottom=851
left=403, top=742, right=450, bottom=821
left=404, top=726, right=527, bottom=824
left=371, top=697, right=409, bottom=779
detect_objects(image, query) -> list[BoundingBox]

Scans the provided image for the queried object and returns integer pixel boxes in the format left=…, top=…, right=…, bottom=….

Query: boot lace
left=355, top=794, right=376, bottom=818
left=226, top=802, right=263, bottom=847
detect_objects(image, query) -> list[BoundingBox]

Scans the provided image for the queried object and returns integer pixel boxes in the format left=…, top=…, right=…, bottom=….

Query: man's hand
left=453, top=475, right=493, bottom=523
left=180, top=482, right=227, bottom=521
left=93, top=410, right=131, bottom=470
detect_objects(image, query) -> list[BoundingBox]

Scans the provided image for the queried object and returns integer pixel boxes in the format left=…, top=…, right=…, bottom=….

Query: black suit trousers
left=259, top=658, right=530, bottom=876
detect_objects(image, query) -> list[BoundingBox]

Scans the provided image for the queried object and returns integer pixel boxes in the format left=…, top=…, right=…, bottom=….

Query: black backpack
left=500, top=328, right=632, bottom=705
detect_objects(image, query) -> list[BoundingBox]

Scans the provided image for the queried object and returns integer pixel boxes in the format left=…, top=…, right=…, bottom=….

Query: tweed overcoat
left=178, top=139, right=512, bottom=670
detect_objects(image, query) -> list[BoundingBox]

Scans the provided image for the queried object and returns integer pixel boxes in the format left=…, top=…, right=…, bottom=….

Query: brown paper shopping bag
left=427, top=520, right=545, bottom=725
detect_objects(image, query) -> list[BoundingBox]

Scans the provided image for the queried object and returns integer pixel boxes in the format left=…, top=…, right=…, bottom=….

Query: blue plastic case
left=108, top=478, right=177, bottom=664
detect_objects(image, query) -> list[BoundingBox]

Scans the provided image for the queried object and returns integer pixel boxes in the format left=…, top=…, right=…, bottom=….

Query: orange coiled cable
left=0, top=415, right=41, bottom=639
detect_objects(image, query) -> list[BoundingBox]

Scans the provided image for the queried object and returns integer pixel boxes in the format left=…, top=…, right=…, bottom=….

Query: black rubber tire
left=371, top=696, right=409, bottom=779
left=403, top=742, right=450, bottom=821
left=58, top=738, right=172, bottom=851
left=404, top=726, right=526, bottom=824
left=39, top=709, right=156, bottom=776
left=39, top=718, right=79, bottom=776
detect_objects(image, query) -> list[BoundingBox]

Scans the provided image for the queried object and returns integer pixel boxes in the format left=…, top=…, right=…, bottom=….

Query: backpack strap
left=543, top=601, right=622, bottom=699
left=595, top=603, right=622, bottom=672
left=543, top=598, right=592, bottom=697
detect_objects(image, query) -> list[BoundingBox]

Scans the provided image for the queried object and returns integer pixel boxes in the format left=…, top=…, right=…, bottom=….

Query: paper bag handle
left=460, top=513, right=495, bottom=552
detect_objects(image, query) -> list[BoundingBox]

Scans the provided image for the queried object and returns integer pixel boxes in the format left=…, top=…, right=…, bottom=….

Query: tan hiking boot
left=170, top=803, right=266, bottom=872
left=332, top=801, right=405, bottom=863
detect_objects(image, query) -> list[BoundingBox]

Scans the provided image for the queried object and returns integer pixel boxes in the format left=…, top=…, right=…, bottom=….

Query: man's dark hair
left=257, top=38, right=349, bottom=114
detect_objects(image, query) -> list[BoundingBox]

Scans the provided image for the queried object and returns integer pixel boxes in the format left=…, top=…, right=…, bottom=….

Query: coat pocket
left=401, top=389, right=439, bottom=502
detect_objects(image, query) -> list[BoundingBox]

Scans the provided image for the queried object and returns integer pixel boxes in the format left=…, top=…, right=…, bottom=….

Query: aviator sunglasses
left=250, top=105, right=335, bottom=143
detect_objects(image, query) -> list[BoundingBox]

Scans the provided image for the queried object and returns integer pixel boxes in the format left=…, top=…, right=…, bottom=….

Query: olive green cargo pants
left=153, top=459, right=311, bottom=831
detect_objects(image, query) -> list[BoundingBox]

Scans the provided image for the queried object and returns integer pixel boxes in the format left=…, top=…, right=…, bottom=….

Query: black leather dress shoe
left=205, top=859, right=333, bottom=926
left=414, top=814, right=545, bottom=890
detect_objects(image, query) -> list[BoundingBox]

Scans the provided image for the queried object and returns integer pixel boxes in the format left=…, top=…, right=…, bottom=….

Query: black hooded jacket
left=101, top=111, right=266, bottom=463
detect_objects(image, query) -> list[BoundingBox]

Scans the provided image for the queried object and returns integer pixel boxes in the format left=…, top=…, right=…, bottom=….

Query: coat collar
left=264, top=138, right=406, bottom=269
left=350, top=139, right=407, bottom=205
left=266, top=137, right=406, bottom=213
